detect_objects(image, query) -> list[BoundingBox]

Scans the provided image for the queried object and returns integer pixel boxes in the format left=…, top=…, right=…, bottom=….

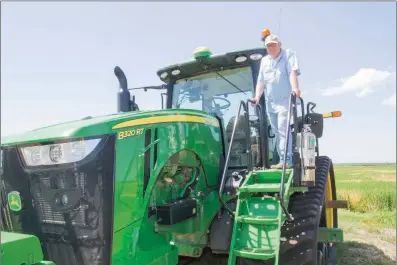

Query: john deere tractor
left=1, top=41, right=346, bottom=265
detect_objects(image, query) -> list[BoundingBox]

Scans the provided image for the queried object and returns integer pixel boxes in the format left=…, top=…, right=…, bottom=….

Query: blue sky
left=2, top=2, right=396, bottom=163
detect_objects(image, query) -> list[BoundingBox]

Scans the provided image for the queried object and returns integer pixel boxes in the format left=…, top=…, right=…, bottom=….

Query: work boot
left=270, top=163, right=281, bottom=169
left=271, top=163, right=291, bottom=169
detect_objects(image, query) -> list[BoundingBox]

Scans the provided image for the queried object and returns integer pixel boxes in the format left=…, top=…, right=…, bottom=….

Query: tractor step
left=234, top=247, right=276, bottom=260
left=237, top=169, right=292, bottom=194
left=238, top=183, right=285, bottom=193
left=236, top=215, right=279, bottom=225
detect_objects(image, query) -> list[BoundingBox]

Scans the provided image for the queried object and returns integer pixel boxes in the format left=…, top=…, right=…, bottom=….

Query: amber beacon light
left=323, top=111, right=342, bottom=118
left=261, top=28, right=271, bottom=41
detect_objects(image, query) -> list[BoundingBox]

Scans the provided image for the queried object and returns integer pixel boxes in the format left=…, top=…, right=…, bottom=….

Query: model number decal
left=118, top=128, right=144, bottom=140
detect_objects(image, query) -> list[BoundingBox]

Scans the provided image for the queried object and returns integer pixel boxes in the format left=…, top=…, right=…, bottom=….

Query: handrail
left=298, top=96, right=305, bottom=186
left=218, top=100, right=252, bottom=215
left=295, top=96, right=306, bottom=187
left=218, top=95, right=303, bottom=219
left=280, top=93, right=295, bottom=220
left=307, top=102, right=316, bottom=115
left=253, top=104, right=267, bottom=168
left=244, top=100, right=253, bottom=172
left=280, top=92, right=305, bottom=221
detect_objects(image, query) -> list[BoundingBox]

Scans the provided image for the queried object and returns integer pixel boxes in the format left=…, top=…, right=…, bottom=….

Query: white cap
left=264, top=34, right=280, bottom=46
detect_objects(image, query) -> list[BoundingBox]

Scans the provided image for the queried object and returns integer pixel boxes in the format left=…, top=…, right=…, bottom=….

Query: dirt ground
left=342, top=228, right=396, bottom=261
left=177, top=227, right=397, bottom=265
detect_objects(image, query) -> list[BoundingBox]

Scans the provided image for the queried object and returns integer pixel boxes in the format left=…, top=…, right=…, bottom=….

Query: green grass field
left=335, top=164, right=396, bottom=213
left=334, top=164, right=396, bottom=265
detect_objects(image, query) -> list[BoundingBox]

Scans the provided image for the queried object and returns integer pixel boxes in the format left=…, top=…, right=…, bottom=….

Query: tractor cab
left=155, top=47, right=277, bottom=169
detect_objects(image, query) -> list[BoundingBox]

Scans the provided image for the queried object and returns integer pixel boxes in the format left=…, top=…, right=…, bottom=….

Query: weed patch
left=335, top=165, right=396, bottom=212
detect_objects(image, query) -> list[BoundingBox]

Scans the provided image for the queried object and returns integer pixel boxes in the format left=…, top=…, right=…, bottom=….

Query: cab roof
left=156, top=47, right=267, bottom=82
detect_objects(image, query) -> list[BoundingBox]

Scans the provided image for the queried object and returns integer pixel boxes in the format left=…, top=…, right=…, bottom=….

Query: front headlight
left=19, top=138, right=101, bottom=166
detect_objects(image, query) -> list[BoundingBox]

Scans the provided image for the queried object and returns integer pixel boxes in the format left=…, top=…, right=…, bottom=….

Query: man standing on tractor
left=251, top=30, right=301, bottom=169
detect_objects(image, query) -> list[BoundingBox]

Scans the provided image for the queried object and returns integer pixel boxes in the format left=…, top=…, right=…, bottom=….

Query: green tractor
left=1, top=44, right=346, bottom=265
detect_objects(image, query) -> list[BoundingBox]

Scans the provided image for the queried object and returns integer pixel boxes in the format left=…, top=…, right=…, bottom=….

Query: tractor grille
left=1, top=135, right=115, bottom=265
left=31, top=172, right=87, bottom=226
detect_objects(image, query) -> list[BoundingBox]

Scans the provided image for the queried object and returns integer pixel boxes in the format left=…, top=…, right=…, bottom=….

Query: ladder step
left=234, top=247, right=275, bottom=260
left=252, top=169, right=291, bottom=174
left=236, top=215, right=279, bottom=225
left=239, top=183, right=284, bottom=193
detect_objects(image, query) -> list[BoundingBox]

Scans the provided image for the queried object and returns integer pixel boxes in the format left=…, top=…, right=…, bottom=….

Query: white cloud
left=381, top=92, right=396, bottom=107
left=321, top=68, right=395, bottom=97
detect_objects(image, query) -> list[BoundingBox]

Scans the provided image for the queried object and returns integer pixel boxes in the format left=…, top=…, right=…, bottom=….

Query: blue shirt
left=257, top=48, right=301, bottom=113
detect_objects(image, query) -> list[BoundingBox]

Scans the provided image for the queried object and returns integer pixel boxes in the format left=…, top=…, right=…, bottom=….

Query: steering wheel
left=212, top=96, right=231, bottom=110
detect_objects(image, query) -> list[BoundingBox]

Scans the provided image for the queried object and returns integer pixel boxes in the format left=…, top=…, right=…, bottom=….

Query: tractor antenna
left=278, top=7, right=282, bottom=37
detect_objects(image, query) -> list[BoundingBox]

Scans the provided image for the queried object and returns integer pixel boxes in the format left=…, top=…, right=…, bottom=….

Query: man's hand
left=250, top=97, right=260, bottom=106
left=293, top=89, right=301, bottom=98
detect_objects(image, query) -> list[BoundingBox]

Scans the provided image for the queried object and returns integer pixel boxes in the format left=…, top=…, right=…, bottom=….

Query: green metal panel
left=1, top=110, right=224, bottom=265
left=110, top=113, right=224, bottom=264
left=1, top=231, right=44, bottom=265
left=1, top=110, right=225, bottom=265
left=289, top=186, right=309, bottom=193
left=0, top=109, right=217, bottom=146
left=318, top=228, right=344, bottom=243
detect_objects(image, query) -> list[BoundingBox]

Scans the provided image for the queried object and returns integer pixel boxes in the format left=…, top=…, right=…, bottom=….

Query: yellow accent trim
left=112, top=115, right=219, bottom=130
left=325, top=173, right=334, bottom=228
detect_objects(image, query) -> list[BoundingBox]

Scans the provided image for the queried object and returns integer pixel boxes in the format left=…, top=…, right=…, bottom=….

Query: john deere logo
left=7, top=191, right=22, bottom=212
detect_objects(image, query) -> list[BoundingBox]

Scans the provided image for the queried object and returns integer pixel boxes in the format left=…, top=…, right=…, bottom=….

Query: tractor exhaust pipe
left=114, top=66, right=131, bottom=112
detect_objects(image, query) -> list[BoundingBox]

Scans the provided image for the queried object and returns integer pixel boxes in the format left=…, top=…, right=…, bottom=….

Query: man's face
left=266, top=42, right=281, bottom=58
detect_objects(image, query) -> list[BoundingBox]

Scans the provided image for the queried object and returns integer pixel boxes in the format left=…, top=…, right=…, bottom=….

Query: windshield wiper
left=215, top=71, right=247, bottom=95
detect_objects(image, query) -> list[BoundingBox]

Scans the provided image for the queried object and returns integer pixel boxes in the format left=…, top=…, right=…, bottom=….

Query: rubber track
left=238, top=156, right=332, bottom=265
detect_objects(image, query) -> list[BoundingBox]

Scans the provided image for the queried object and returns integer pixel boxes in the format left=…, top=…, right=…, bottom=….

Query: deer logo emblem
left=7, top=191, right=22, bottom=212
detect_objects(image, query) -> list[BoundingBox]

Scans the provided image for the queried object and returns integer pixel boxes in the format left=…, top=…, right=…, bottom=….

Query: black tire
left=237, top=156, right=337, bottom=265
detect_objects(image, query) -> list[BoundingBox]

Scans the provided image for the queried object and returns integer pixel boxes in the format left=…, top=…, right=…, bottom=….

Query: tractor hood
left=1, top=109, right=216, bottom=146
